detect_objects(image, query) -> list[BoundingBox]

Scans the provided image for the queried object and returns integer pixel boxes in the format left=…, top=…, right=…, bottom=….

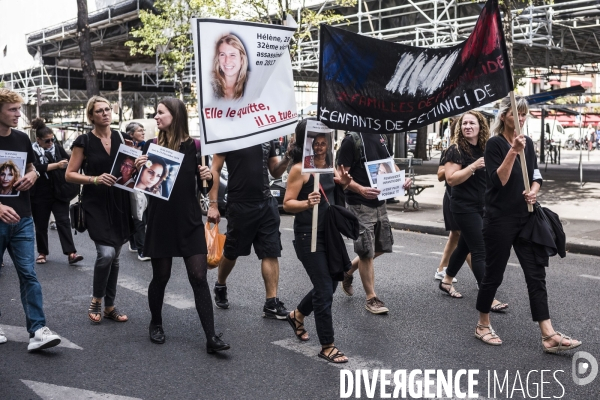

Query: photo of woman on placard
left=303, top=132, right=333, bottom=171
left=212, top=34, right=248, bottom=101
left=0, top=160, right=21, bottom=196
left=135, top=155, right=167, bottom=195
left=114, top=155, right=137, bottom=189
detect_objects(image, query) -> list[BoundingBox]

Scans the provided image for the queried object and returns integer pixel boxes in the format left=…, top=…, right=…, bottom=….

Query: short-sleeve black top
left=337, top=133, right=392, bottom=207
left=444, top=143, right=485, bottom=214
left=142, top=138, right=212, bottom=258
left=0, top=129, right=35, bottom=217
left=72, top=131, right=131, bottom=247
left=219, top=141, right=277, bottom=203
left=293, top=173, right=335, bottom=233
left=484, top=135, right=542, bottom=218
left=31, top=144, right=69, bottom=202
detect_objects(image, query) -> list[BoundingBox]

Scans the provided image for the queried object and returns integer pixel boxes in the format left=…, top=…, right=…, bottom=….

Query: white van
left=522, top=118, right=567, bottom=147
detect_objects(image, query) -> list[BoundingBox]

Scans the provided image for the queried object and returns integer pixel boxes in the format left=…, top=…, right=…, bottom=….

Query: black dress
left=72, top=131, right=132, bottom=247
left=142, top=139, right=212, bottom=258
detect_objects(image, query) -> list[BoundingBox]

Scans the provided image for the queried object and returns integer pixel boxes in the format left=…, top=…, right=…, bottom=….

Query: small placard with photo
left=134, top=143, right=184, bottom=200
left=110, top=144, right=143, bottom=192
left=376, top=170, right=405, bottom=200
left=0, top=150, right=27, bottom=197
left=364, top=158, right=396, bottom=188
left=301, top=120, right=334, bottom=174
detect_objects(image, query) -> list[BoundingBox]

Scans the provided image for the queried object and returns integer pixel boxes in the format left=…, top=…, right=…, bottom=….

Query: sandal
left=36, top=254, right=47, bottom=264
left=68, top=253, right=83, bottom=265
left=318, top=345, right=348, bottom=364
left=88, top=300, right=102, bottom=324
left=439, top=281, right=463, bottom=298
left=286, top=312, right=309, bottom=341
left=490, top=301, right=509, bottom=313
left=475, top=323, right=502, bottom=346
left=542, top=332, right=581, bottom=354
left=104, top=308, right=128, bottom=322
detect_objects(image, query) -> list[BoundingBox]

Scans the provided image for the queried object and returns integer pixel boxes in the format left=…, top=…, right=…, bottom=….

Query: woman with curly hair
left=0, top=160, right=20, bottom=195
left=439, top=111, right=507, bottom=312
left=212, top=34, right=248, bottom=100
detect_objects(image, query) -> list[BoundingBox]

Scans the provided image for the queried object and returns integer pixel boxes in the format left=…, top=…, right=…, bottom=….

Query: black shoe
left=214, top=283, right=229, bottom=309
left=206, top=333, right=230, bottom=354
left=263, top=298, right=288, bottom=320
left=149, top=324, right=165, bottom=344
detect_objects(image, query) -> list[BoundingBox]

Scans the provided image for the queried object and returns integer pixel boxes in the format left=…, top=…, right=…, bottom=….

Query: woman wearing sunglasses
left=30, top=118, right=83, bottom=265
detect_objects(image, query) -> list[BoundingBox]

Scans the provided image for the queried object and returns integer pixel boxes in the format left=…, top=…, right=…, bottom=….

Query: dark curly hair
left=31, top=118, right=53, bottom=139
left=451, top=111, right=489, bottom=156
left=289, top=118, right=317, bottom=164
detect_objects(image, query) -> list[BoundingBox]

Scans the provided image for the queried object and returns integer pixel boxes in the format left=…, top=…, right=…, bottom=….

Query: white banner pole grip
left=311, top=173, right=320, bottom=252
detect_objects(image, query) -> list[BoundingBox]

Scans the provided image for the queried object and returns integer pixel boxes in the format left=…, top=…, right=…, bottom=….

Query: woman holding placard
left=283, top=119, right=352, bottom=364
left=134, top=97, right=229, bottom=353
left=474, top=96, right=581, bottom=353
left=66, top=95, right=132, bottom=324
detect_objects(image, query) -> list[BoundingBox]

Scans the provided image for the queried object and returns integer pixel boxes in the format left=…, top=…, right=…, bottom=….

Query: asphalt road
left=1, top=215, right=599, bottom=399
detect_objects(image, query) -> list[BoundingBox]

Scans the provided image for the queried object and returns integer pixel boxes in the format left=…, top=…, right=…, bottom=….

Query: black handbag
left=50, top=168, right=80, bottom=202
left=69, top=192, right=86, bottom=233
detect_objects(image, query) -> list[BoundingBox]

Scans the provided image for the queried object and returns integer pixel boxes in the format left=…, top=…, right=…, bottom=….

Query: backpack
left=335, top=132, right=366, bottom=170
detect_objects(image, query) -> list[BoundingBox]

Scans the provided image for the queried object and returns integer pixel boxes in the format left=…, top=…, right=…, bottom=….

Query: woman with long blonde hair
left=212, top=34, right=248, bottom=100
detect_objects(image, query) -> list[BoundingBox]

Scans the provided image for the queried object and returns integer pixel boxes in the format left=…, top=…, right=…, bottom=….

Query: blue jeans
left=0, top=217, right=46, bottom=334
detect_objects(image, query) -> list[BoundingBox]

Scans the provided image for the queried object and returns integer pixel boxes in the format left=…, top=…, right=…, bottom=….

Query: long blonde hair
left=156, top=97, right=190, bottom=151
left=212, top=34, right=248, bottom=100
left=491, top=95, right=529, bottom=136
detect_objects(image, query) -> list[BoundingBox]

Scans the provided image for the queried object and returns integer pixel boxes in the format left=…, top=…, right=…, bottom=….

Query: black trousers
left=446, top=212, right=485, bottom=284
left=476, top=216, right=550, bottom=321
left=31, top=199, right=76, bottom=256
left=129, top=210, right=147, bottom=251
left=294, top=233, right=338, bottom=346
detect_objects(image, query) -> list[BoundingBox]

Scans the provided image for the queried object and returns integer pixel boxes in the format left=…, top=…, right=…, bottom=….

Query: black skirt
left=443, top=192, right=459, bottom=232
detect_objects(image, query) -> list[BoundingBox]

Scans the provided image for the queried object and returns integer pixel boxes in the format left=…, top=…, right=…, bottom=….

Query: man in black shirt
left=0, top=89, right=61, bottom=351
left=208, top=141, right=291, bottom=319
left=337, top=132, right=411, bottom=314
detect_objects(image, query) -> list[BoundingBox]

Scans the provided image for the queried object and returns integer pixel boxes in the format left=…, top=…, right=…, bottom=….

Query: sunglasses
left=43, top=138, right=55, bottom=144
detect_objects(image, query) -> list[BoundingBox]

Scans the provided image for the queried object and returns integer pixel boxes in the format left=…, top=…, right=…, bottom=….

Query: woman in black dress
left=475, top=96, right=581, bottom=353
left=283, top=119, right=352, bottom=363
left=30, top=118, right=83, bottom=265
left=66, top=96, right=131, bottom=324
left=135, top=97, right=229, bottom=353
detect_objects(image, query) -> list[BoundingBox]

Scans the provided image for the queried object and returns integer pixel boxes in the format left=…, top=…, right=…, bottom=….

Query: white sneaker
left=0, top=327, right=7, bottom=344
left=434, top=267, right=458, bottom=283
left=27, top=327, right=61, bottom=351
left=137, top=253, right=151, bottom=261
left=128, top=243, right=138, bottom=253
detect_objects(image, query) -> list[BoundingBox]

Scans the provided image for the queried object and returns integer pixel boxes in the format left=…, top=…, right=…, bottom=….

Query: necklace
left=93, top=130, right=111, bottom=146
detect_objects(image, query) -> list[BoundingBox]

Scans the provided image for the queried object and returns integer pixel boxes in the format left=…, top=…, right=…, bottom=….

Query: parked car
left=269, top=174, right=287, bottom=211
left=407, top=131, right=417, bottom=154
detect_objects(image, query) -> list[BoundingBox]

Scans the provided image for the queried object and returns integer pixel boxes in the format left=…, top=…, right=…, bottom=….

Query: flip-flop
left=35, top=254, right=47, bottom=264
left=490, top=302, right=509, bottom=313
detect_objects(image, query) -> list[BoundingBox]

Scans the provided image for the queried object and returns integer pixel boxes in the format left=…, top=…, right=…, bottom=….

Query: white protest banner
left=192, top=18, right=298, bottom=155
left=301, top=120, right=334, bottom=174
left=376, top=170, right=405, bottom=200
left=110, top=144, right=142, bottom=193
left=0, top=150, right=27, bottom=197
left=134, top=143, right=184, bottom=201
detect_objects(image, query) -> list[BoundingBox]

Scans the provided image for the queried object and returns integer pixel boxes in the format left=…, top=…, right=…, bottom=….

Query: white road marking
left=78, top=267, right=195, bottom=310
left=21, top=380, right=142, bottom=400
left=283, top=228, right=294, bottom=231
left=393, top=245, right=404, bottom=249
left=430, top=251, right=444, bottom=255
left=0, top=325, right=82, bottom=350
left=580, top=274, right=600, bottom=280
left=507, top=262, right=520, bottom=267
left=403, top=252, right=421, bottom=256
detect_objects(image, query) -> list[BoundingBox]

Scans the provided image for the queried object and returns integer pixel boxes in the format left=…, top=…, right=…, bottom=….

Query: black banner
left=317, top=0, right=513, bottom=134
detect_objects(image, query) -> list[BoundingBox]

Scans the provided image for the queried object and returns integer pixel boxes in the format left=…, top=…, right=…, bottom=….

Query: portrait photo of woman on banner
left=301, top=121, right=334, bottom=174
left=212, top=33, right=249, bottom=101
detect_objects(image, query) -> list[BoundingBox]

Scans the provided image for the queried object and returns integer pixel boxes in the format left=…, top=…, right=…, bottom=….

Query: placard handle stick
left=510, top=91, right=533, bottom=213
left=202, top=155, right=208, bottom=188
left=311, top=173, right=320, bottom=252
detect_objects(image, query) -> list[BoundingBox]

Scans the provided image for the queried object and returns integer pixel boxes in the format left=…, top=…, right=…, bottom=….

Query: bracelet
left=94, top=176, right=98, bottom=185
left=209, top=200, right=218, bottom=203
left=469, top=165, right=475, bottom=175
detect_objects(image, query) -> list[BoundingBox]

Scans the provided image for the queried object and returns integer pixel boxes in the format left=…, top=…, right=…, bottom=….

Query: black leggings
left=446, top=212, right=485, bottom=284
left=148, top=254, right=215, bottom=338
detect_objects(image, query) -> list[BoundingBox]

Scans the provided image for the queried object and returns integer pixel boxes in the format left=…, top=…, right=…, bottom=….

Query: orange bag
left=205, top=222, right=226, bottom=269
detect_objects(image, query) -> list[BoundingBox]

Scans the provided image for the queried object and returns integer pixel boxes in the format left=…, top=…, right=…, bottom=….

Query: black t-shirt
left=0, top=129, right=36, bottom=218
left=337, top=133, right=392, bottom=207
left=484, top=135, right=543, bottom=218
left=439, top=149, right=451, bottom=197
left=220, top=141, right=277, bottom=203
left=444, top=143, right=485, bottom=214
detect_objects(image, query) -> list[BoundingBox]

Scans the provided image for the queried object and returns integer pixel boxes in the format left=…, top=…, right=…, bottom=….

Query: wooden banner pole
left=509, top=91, right=533, bottom=213
left=311, top=173, right=320, bottom=252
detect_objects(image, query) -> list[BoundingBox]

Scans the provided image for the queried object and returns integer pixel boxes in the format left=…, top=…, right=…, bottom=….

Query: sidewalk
left=386, top=150, right=600, bottom=257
